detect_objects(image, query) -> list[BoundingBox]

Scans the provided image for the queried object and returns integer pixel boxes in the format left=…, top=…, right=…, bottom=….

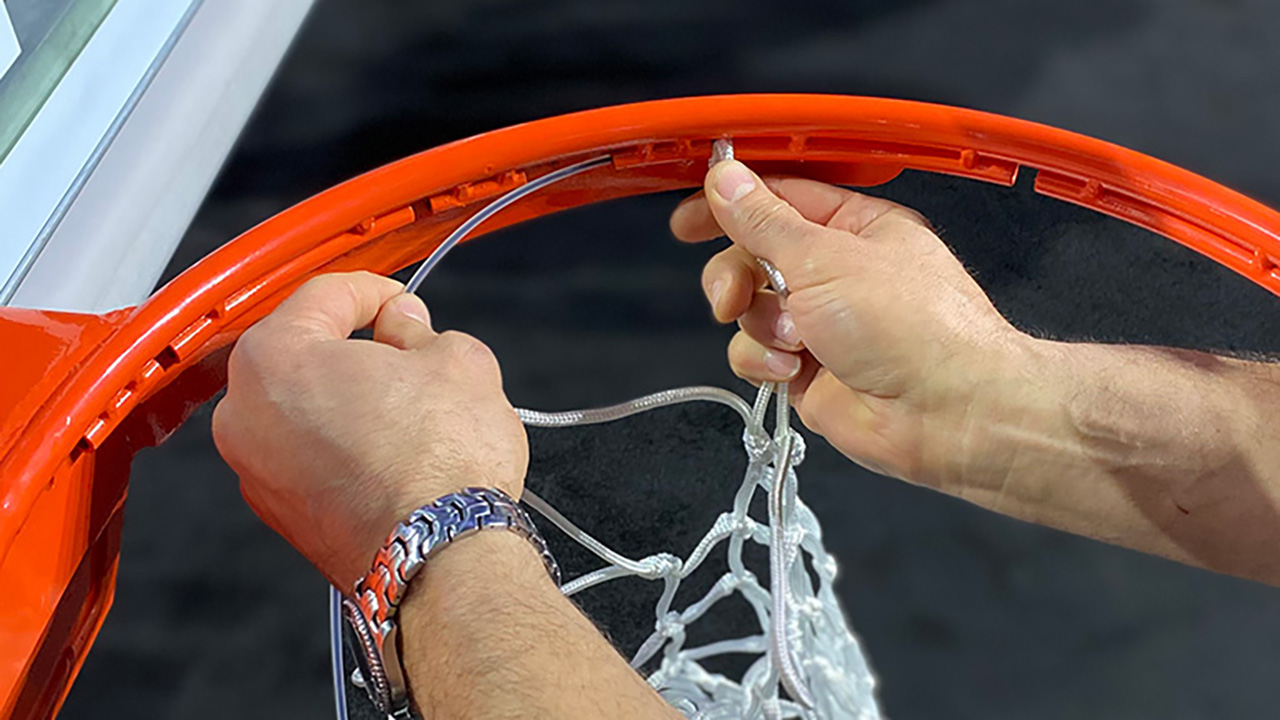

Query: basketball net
left=519, top=379, right=882, bottom=720
left=335, top=139, right=883, bottom=720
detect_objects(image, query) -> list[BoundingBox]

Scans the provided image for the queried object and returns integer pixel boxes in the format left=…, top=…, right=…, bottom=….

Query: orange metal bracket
left=2, top=94, right=1278, bottom=720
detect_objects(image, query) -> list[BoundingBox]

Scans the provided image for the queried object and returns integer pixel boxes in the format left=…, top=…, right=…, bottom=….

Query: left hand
left=212, top=272, right=529, bottom=587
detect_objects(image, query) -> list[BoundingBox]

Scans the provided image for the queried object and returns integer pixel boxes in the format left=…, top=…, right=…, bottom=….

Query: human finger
left=767, top=177, right=930, bottom=237
left=736, top=291, right=803, bottom=352
left=261, top=272, right=404, bottom=345
left=674, top=176, right=874, bottom=243
left=851, top=201, right=935, bottom=242
left=372, top=294, right=438, bottom=350
left=703, top=161, right=839, bottom=272
left=702, top=245, right=769, bottom=322
left=670, top=191, right=722, bottom=243
left=727, top=331, right=802, bottom=383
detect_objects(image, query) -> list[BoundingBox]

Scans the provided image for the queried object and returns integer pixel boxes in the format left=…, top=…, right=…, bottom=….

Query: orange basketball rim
left=2, top=94, right=1278, bottom=720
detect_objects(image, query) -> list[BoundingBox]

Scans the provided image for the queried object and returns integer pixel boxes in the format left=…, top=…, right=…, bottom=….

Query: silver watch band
left=342, top=486, right=559, bottom=717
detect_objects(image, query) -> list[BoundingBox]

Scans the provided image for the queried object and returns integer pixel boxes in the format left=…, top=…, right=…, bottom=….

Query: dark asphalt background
left=61, top=1, right=1280, bottom=718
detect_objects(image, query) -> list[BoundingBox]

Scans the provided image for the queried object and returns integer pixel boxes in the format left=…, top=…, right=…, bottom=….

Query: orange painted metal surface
left=1, top=94, right=1279, bottom=719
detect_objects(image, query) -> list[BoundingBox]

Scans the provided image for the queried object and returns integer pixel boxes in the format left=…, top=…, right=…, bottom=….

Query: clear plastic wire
left=332, top=153, right=615, bottom=720
left=331, top=143, right=883, bottom=720
left=329, top=585, right=349, bottom=716
left=404, top=155, right=612, bottom=295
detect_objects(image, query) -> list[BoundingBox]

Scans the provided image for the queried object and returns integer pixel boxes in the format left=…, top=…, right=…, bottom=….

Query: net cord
left=330, top=143, right=859, bottom=719
left=710, top=138, right=814, bottom=709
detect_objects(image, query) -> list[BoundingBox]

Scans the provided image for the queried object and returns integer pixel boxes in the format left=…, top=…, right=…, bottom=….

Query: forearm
left=399, top=531, right=682, bottom=720
left=950, top=336, right=1280, bottom=584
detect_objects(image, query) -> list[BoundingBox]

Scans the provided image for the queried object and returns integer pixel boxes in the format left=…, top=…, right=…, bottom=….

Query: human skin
left=213, top=273, right=681, bottom=720
left=215, top=160, right=1280, bottom=717
left=671, top=159, right=1280, bottom=586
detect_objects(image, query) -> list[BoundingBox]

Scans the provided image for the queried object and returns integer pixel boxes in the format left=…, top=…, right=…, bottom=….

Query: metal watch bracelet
left=341, top=486, right=560, bottom=717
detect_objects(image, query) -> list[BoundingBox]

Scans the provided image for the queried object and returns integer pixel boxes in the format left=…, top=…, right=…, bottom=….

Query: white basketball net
left=518, top=380, right=883, bottom=720
left=331, top=138, right=884, bottom=720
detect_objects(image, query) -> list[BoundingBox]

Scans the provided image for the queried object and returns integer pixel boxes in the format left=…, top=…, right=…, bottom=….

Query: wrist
left=927, top=329, right=1051, bottom=493
left=342, top=474, right=526, bottom=586
left=928, top=332, right=1280, bottom=584
left=398, top=531, right=566, bottom=716
left=382, top=474, right=526, bottom=537
left=401, top=529, right=555, bottom=618
left=342, top=486, right=555, bottom=717
left=953, top=336, right=1248, bottom=531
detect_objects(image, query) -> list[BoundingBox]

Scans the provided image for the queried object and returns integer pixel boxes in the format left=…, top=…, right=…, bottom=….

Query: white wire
left=518, top=385, right=755, bottom=428
left=711, top=138, right=811, bottom=708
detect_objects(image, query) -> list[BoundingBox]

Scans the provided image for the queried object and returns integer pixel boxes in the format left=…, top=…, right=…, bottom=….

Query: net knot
left=798, top=596, right=824, bottom=618
left=639, top=553, right=682, bottom=580
left=732, top=515, right=757, bottom=538
left=743, top=428, right=773, bottom=461
left=742, top=429, right=805, bottom=469
left=657, top=612, right=685, bottom=640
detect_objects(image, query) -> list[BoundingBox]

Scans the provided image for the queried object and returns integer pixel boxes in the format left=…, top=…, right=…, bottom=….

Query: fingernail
left=708, top=279, right=727, bottom=314
left=393, top=294, right=430, bottom=325
left=764, top=349, right=801, bottom=378
left=774, top=311, right=801, bottom=348
left=711, top=160, right=756, bottom=204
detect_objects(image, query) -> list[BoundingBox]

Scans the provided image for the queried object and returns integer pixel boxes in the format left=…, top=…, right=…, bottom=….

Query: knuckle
left=892, top=204, right=931, bottom=229
left=296, top=272, right=376, bottom=311
left=707, top=247, right=752, bottom=281
left=229, top=324, right=307, bottom=392
left=347, top=270, right=383, bottom=283
left=739, top=197, right=793, bottom=237
left=229, top=327, right=266, bottom=374
left=440, top=331, right=500, bottom=372
left=297, top=273, right=344, bottom=296
left=210, top=400, right=227, bottom=438
left=886, top=206, right=930, bottom=235
left=210, top=399, right=237, bottom=453
left=229, top=322, right=285, bottom=375
left=348, top=270, right=402, bottom=295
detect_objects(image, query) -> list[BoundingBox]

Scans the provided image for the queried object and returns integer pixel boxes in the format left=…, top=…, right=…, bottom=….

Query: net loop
left=521, top=380, right=882, bottom=719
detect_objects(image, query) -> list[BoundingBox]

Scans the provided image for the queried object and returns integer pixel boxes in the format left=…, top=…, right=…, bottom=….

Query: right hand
left=673, top=161, right=1280, bottom=589
left=671, top=160, right=1031, bottom=489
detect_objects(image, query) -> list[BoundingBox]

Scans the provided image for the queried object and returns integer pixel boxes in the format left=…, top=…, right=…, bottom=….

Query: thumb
left=372, top=294, right=437, bottom=350
left=704, top=160, right=833, bottom=273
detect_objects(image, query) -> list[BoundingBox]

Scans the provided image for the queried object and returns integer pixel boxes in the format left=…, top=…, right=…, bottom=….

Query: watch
left=341, top=486, right=560, bottom=718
